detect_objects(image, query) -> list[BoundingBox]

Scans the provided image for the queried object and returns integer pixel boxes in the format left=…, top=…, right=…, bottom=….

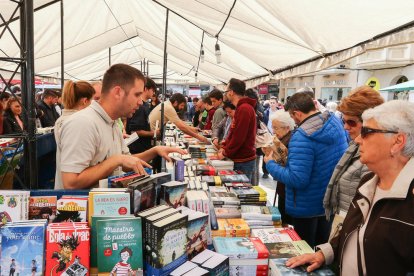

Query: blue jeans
left=292, top=215, right=333, bottom=248
left=234, top=159, right=256, bottom=184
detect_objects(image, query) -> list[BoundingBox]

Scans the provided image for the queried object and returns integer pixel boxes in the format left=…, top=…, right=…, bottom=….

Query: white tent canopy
left=1, top=0, right=414, bottom=86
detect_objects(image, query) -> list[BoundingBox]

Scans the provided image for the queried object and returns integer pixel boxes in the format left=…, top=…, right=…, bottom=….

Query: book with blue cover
left=1, top=222, right=47, bottom=276
left=213, top=237, right=269, bottom=259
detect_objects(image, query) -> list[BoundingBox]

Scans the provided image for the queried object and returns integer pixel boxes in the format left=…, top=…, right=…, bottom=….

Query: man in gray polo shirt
left=55, top=64, right=185, bottom=189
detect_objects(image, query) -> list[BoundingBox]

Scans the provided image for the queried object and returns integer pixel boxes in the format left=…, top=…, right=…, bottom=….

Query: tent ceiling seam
left=194, top=0, right=322, bottom=56
left=35, top=22, right=134, bottom=59
left=103, top=0, right=142, bottom=61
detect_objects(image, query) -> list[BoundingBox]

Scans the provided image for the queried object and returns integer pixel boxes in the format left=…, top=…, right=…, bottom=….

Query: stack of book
left=211, top=218, right=250, bottom=238
left=46, top=222, right=90, bottom=275
left=209, top=159, right=234, bottom=171
left=241, top=206, right=282, bottom=228
left=0, top=190, right=30, bottom=224
left=1, top=220, right=47, bottom=275
left=251, top=227, right=301, bottom=244
left=213, top=237, right=270, bottom=276
left=137, top=205, right=188, bottom=275
left=202, top=174, right=250, bottom=186
left=231, top=186, right=268, bottom=206
left=209, top=186, right=240, bottom=207
left=170, top=249, right=230, bottom=276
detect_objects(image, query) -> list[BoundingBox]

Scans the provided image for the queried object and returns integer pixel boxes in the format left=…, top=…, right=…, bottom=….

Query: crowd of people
left=1, top=63, right=413, bottom=274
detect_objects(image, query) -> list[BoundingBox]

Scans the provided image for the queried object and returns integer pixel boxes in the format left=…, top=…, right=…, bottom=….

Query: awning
left=379, top=80, right=414, bottom=92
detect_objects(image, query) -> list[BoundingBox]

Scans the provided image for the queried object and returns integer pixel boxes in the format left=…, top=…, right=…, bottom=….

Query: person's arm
left=62, top=155, right=150, bottom=189
left=136, top=129, right=159, bottom=138
left=135, top=145, right=187, bottom=163
left=285, top=250, right=326, bottom=272
left=174, top=120, right=208, bottom=143
left=264, top=132, right=314, bottom=189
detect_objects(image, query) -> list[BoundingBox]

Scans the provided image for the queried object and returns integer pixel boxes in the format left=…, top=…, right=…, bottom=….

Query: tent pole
left=147, top=60, right=149, bottom=77
left=109, top=47, right=111, bottom=66
left=60, top=0, right=64, bottom=88
left=160, top=8, right=169, bottom=172
left=22, top=0, right=38, bottom=189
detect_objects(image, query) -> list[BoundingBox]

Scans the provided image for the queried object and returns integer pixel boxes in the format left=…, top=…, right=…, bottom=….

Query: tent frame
left=0, top=0, right=37, bottom=189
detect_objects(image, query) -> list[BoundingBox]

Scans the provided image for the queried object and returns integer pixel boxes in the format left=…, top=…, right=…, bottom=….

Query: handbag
left=255, top=120, right=273, bottom=148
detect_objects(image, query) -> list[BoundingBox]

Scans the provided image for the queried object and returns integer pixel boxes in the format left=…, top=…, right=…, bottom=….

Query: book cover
left=90, top=215, right=133, bottom=268
left=1, top=224, right=46, bottom=276
left=213, top=237, right=269, bottom=259
left=127, top=177, right=156, bottom=215
left=54, top=198, right=88, bottom=222
left=241, top=206, right=281, bottom=222
left=150, top=213, right=188, bottom=269
left=212, top=219, right=250, bottom=238
left=45, top=225, right=90, bottom=275
left=214, top=207, right=241, bottom=219
left=29, top=196, right=57, bottom=223
left=269, top=258, right=335, bottom=276
left=91, top=193, right=130, bottom=217
left=178, top=207, right=209, bottom=260
left=266, top=240, right=313, bottom=259
left=160, top=181, right=187, bottom=208
left=96, top=217, right=143, bottom=274
left=0, top=191, right=25, bottom=223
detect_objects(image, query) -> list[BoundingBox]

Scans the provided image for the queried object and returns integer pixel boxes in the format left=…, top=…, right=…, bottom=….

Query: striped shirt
left=111, top=262, right=133, bottom=275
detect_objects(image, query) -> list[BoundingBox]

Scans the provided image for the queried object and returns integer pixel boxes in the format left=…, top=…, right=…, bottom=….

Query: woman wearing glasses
left=323, top=86, right=384, bottom=240
left=286, top=100, right=414, bottom=275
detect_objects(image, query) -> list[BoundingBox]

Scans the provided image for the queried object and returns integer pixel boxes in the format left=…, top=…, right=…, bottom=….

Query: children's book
left=96, top=217, right=143, bottom=275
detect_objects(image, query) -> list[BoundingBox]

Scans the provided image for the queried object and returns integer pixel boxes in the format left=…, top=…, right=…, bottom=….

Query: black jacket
left=328, top=166, right=414, bottom=276
left=37, top=100, right=59, bottom=127
left=3, top=111, right=24, bottom=134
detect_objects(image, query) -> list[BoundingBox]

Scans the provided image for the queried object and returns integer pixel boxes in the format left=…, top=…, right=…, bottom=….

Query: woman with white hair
left=264, top=110, right=295, bottom=224
left=286, top=100, right=414, bottom=275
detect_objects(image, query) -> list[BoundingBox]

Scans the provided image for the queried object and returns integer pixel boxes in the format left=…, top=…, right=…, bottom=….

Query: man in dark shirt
left=37, top=89, right=60, bottom=127
left=126, top=77, right=159, bottom=154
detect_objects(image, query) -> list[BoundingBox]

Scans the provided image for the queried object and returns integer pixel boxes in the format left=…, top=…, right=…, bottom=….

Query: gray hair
left=270, top=110, right=295, bottom=131
left=362, top=100, right=414, bottom=157
left=326, top=101, right=338, bottom=113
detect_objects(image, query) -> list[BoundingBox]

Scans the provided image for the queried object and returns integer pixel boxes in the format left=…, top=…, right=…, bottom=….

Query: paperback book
left=1, top=222, right=47, bottom=276
left=160, top=181, right=187, bottom=208
left=96, top=217, right=143, bottom=275
left=29, top=195, right=57, bottom=223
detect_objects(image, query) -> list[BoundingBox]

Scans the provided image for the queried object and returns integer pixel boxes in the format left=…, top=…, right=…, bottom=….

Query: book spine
left=175, top=160, right=185, bottom=182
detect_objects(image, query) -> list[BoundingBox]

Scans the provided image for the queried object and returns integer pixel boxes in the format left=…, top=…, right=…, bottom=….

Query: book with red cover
left=45, top=223, right=90, bottom=275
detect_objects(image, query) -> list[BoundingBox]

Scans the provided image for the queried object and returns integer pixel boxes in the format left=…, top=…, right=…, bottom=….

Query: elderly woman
left=264, top=110, right=295, bottom=224
left=286, top=100, right=414, bottom=275
left=323, top=86, right=383, bottom=239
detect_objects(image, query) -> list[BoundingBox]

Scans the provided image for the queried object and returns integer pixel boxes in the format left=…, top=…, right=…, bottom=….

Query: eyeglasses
left=360, top=126, right=398, bottom=139
left=342, top=118, right=359, bottom=127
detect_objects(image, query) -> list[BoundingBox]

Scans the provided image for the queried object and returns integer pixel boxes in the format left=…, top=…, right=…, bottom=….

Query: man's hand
left=285, top=252, right=325, bottom=273
left=154, top=146, right=187, bottom=162
left=217, top=149, right=225, bottom=160
left=120, top=155, right=151, bottom=175
left=263, top=152, right=273, bottom=164
left=198, top=135, right=210, bottom=144
left=212, top=138, right=220, bottom=149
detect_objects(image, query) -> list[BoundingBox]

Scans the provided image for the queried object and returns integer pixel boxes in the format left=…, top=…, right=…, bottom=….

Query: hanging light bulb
left=215, top=41, right=221, bottom=64
left=200, top=46, right=205, bottom=63
left=195, top=72, right=198, bottom=82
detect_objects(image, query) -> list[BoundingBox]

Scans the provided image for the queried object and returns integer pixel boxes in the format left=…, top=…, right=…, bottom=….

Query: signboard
left=258, top=84, right=268, bottom=95
left=365, top=77, right=380, bottom=91
left=188, top=85, right=201, bottom=98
